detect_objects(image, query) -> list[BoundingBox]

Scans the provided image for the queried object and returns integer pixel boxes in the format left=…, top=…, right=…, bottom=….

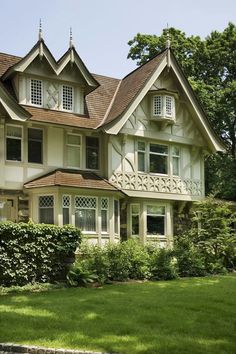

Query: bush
left=149, top=247, right=178, bottom=280
left=174, top=198, right=236, bottom=276
left=0, top=221, right=81, bottom=286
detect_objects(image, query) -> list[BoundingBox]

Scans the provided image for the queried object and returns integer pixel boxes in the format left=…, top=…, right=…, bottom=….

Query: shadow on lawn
left=0, top=276, right=236, bottom=354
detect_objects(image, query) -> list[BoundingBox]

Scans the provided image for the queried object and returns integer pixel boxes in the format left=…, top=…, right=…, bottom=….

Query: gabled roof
left=2, top=39, right=99, bottom=94
left=24, top=169, right=121, bottom=191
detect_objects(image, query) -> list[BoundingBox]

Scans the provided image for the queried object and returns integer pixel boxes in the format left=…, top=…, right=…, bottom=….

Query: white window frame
left=62, top=84, right=74, bottom=112
left=152, top=94, right=175, bottom=119
left=146, top=204, right=166, bottom=238
left=62, top=194, right=71, bottom=225
left=38, top=195, right=54, bottom=224
left=114, top=199, right=120, bottom=235
left=30, top=79, right=43, bottom=107
left=101, top=197, right=109, bottom=234
left=27, top=127, right=43, bottom=164
left=171, top=146, right=180, bottom=176
left=149, top=143, right=169, bottom=175
left=137, top=141, right=146, bottom=172
left=5, top=124, right=23, bottom=162
left=130, top=204, right=140, bottom=237
left=74, top=196, right=98, bottom=234
left=66, top=133, right=82, bottom=168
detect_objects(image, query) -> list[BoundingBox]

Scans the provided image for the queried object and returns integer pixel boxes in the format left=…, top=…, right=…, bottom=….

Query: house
left=0, top=30, right=224, bottom=247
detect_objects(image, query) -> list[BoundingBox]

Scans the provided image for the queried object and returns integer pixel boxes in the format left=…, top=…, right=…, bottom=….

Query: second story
left=0, top=33, right=225, bottom=200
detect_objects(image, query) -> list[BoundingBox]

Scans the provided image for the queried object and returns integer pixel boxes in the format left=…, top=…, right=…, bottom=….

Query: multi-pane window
left=101, top=198, right=109, bottom=233
left=153, top=95, right=175, bottom=119
left=6, top=125, right=22, bottom=161
left=147, top=205, right=165, bottom=236
left=28, top=128, right=43, bottom=164
left=75, top=196, right=97, bottom=232
left=153, top=95, right=162, bottom=116
left=31, top=79, right=42, bottom=106
left=38, top=195, right=54, bottom=224
left=62, top=85, right=73, bottom=111
left=62, top=195, right=71, bottom=225
left=114, top=200, right=119, bottom=234
left=131, top=204, right=140, bottom=236
left=66, top=134, right=81, bottom=168
left=138, top=141, right=146, bottom=172
left=86, top=137, right=99, bottom=170
left=172, top=146, right=180, bottom=176
left=149, top=144, right=168, bottom=174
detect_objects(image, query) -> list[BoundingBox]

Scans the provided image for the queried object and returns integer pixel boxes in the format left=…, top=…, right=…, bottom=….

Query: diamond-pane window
left=38, top=196, right=54, bottom=224
left=75, top=197, right=97, bottom=209
left=101, top=198, right=108, bottom=210
left=166, top=96, right=173, bottom=116
left=39, top=196, right=54, bottom=208
left=31, top=79, right=42, bottom=106
left=101, top=198, right=109, bottom=233
left=62, top=195, right=71, bottom=225
left=62, top=195, right=71, bottom=207
left=62, top=85, right=73, bottom=111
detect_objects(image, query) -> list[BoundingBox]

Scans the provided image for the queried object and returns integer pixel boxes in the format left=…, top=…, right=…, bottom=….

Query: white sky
left=0, top=0, right=235, bottom=78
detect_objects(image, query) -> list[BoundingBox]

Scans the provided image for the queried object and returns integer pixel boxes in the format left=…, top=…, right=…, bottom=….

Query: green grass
left=0, top=276, right=236, bottom=354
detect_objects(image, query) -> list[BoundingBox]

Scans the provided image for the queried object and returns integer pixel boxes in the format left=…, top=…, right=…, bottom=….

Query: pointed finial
left=166, top=23, right=171, bottom=49
left=69, top=27, right=73, bottom=49
left=39, top=19, right=43, bottom=41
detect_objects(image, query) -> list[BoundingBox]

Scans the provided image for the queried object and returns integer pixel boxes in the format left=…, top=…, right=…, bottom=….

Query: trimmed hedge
left=0, top=221, right=81, bottom=286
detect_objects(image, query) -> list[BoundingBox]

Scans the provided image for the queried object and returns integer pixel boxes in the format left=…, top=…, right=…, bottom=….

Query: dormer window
left=30, top=79, right=42, bottom=106
left=152, top=94, right=175, bottom=120
left=62, top=85, right=73, bottom=111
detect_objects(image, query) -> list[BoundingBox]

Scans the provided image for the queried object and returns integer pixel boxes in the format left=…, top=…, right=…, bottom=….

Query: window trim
left=27, top=127, right=43, bottom=164
left=85, top=136, right=100, bottom=171
left=30, top=78, right=43, bottom=107
left=130, top=203, right=140, bottom=237
left=74, top=196, right=98, bottom=234
left=62, top=84, right=74, bottom=112
left=152, top=94, right=175, bottom=120
left=66, top=132, right=82, bottom=168
left=114, top=199, right=119, bottom=235
left=5, top=124, right=23, bottom=162
left=62, top=194, right=71, bottom=225
left=38, top=194, right=54, bottom=224
left=146, top=204, right=166, bottom=238
left=101, top=197, right=109, bottom=234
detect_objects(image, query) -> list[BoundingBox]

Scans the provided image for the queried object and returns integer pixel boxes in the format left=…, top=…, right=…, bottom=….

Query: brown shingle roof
left=24, top=169, right=120, bottom=191
left=0, top=52, right=21, bottom=77
left=104, top=49, right=167, bottom=125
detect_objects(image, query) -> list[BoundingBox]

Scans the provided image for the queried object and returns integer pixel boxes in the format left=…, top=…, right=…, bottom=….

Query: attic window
left=153, top=95, right=175, bottom=120
left=62, top=85, right=73, bottom=111
left=31, top=79, right=42, bottom=106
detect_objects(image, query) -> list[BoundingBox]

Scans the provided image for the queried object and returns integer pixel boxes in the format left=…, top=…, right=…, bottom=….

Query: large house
left=0, top=32, right=224, bottom=247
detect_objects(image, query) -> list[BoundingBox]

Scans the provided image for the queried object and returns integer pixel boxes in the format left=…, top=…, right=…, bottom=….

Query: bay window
left=101, top=198, right=109, bottom=233
left=131, top=204, right=140, bottom=237
left=153, top=94, right=175, bottom=119
left=6, top=125, right=22, bottom=161
left=62, top=195, right=71, bottom=225
left=114, top=199, right=119, bottom=234
left=75, top=196, right=97, bottom=232
left=38, top=195, right=54, bottom=224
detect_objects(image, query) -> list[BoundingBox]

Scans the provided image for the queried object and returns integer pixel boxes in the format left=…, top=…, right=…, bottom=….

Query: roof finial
left=69, top=27, right=73, bottom=49
left=166, top=23, right=171, bottom=49
left=39, top=19, right=43, bottom=41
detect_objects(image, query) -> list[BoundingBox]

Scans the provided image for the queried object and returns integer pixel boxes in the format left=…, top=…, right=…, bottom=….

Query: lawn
left=0, top=276, right=236, bottom=354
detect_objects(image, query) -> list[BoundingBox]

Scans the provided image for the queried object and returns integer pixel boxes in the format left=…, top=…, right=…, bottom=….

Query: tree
left=127, top=24, right=236, bottom=200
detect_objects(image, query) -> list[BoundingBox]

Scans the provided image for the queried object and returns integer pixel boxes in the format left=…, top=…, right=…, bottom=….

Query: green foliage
left=174, top=198, right=236, bottom=275
left=0, top=221, right=81, bottom=286
left=149, top=247, right=178, bottom=280
left=66, top=260, right=98, bottom=287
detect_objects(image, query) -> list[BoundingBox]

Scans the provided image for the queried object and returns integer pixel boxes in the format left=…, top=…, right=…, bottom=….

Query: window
left=6, top=125, right=22, bottom=161
left=86, top=137, right=99, bottom=170
left=153, top=95, right=175, bottom=119
left=31, top=79, right=42, bottom=106
left=62, top=195, right=71, bottom=225
left=172, top=146, right=180, bottom=176
left=101, top=198, right=109, bottom=233
left=38, top=195, right=54, bottom=224
left=138, top=142, right=146, bottom=172
left=114, top=200, right=119, bottom=234
left=62, top=85, right=73, bottom=111
left=147, top=205, right=165, bottom=236
left=150, top=144, right=168, bottom=174
left=75, top=196, right=97, bottom=232
left=131, top=204, right=140, bottom=236
left=66, top=134, right=81, bottom=168
left=28, top=128, right=43, bottom=164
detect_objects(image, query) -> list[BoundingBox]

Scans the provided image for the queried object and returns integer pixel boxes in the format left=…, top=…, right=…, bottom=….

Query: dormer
left=149, top=89, right=178, bottom=125
left=2, top=34, right=99, bottom=115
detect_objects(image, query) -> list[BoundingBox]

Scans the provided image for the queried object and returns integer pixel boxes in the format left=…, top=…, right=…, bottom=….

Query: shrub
left=67, top=260, right=98, bottom=287
left=0, top=221, right=81, bottom=286
left=149, top=247, right=178, bottom=280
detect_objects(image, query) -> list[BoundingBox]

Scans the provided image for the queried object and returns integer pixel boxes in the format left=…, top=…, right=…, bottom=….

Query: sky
left=0, top=0, right=235, bottom=78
